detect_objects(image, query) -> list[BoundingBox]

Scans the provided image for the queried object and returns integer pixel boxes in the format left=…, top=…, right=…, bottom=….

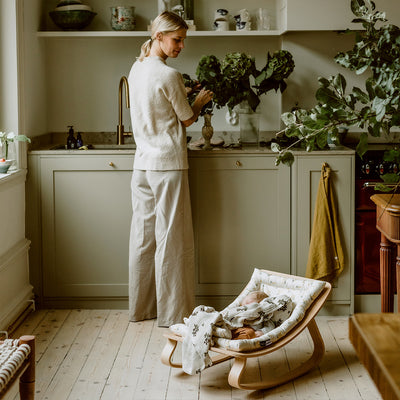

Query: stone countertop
left=28, top=132, right=355, bottom=156
left=29, top=143, right=355, bottom=156
left=29, top=141, right=356, bottom=156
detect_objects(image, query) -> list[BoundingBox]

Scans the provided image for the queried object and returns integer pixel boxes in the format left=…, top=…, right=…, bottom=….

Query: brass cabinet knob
left=235, top=160, right=242, bottom=167
left=109, top=162, right=114, bottom=167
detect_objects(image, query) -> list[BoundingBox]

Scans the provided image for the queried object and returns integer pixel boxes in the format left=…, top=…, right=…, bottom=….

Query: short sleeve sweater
left=128, top=56, right=194, bottom=170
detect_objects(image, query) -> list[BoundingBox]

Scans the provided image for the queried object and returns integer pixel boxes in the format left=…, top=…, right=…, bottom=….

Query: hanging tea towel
left=305, top=163, right=345, bottom=282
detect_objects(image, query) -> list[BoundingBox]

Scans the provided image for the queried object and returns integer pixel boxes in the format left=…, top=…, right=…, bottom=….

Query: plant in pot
left=0, top=132, right=31, bottom=173
left=183, top=50, right=295, bottom=147
left=275, top=0, right=400, bottom=192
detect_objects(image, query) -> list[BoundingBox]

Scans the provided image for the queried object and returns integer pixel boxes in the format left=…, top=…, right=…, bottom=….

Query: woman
left=128, top=11, right=213, bottom=327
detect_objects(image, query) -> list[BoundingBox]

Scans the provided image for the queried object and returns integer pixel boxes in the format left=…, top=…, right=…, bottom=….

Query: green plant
left=0, top=131, right=31, bottom=159
left=254, top=50, right=296, bottom=96
left=275, top=0, right=400, bottom=173
left=183, top=50, right=295, bottom=115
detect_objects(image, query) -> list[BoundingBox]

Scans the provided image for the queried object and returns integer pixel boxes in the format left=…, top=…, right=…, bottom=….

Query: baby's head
left=241, top=290, right=268, bottom=306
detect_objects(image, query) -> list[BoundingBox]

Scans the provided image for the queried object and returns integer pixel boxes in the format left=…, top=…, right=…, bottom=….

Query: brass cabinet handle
left=109, top=162, right=114, bottom=167
left=235, top=160, right=242, bottom=167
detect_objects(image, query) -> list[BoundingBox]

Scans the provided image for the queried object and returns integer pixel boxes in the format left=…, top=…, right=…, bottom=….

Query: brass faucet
left=117, top=76, right=133, bottom=145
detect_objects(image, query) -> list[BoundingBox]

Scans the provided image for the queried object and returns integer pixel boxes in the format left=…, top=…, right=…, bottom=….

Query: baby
left=240, top=290, right=268, bottom=306
left=231, top=290, right=269, bottom=340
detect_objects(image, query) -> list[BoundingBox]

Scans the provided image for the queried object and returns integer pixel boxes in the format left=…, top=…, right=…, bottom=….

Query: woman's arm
left=182, top=88, right=213, bottom=127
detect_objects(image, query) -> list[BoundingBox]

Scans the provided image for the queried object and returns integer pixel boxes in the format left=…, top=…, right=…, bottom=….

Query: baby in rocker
left=231, top=290, right=290, bottom=340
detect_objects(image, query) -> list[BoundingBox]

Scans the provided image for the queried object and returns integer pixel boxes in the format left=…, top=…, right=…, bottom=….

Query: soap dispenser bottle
left=76, top=132, right=83, bottom=148
left=67, top=126, right=77, bottom=149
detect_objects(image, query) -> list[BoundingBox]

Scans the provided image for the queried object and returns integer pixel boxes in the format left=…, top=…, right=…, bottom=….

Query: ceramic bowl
left=57, top=0, right=83, bottom=6
left=55, top=5, right=92, bottom=11
left=49, top=10, right=96, bottom=30
left=0, top=161, right=11, bottom=174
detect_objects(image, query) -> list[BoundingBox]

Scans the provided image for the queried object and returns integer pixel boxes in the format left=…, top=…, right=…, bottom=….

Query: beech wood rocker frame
left=161, top=272, right=331, bottom=391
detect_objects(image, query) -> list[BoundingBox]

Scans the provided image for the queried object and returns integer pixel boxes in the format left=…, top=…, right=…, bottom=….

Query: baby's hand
left=255, top=330, right=264, bottom=337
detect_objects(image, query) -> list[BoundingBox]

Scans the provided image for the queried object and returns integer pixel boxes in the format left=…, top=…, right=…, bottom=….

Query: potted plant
left=183, top=50, right=295, bottom=145
left=275, top=0, right=400, bottom=189
left=0, top=132, right=31, bottom=173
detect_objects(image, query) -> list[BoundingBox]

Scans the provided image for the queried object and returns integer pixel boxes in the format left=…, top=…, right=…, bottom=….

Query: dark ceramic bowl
left=49, top=10, right=96, bottom=30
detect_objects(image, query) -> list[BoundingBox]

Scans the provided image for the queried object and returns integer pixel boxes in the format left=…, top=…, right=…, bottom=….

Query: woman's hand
left=194, top=88, right=213, bottom=108
left=182, top=88, right=214, bottom=128
left=185, top=81, right=202, bottom=96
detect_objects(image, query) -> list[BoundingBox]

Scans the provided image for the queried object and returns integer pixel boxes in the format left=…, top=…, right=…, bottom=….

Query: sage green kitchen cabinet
left=189, top=153, right=291, bottom=308
left=28, top=151, right=292, bottom=308
left=292, top=153, right=355, bottom=314
left=38, top=155, right=133, bottom=305
left=28, top=150, right=354, bottom=312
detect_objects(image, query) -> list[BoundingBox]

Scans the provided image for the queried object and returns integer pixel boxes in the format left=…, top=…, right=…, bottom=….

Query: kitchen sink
left=49, top=143, right=136, bottom=150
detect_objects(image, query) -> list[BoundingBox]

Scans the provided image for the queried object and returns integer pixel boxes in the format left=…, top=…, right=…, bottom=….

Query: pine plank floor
left=3, top=310, right=382, bottom=400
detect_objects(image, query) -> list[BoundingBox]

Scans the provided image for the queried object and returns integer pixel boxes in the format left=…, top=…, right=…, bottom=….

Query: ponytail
left=138, top=38, right=153, bottom=61
left=137, top=11, right=188, bottom=62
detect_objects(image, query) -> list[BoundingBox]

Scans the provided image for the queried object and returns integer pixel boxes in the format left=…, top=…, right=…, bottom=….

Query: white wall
left=0, top=0, right=19, bottom=132
left=19, top=0, right=47, bottom=137
left=22, top=0, right=400, bottom=138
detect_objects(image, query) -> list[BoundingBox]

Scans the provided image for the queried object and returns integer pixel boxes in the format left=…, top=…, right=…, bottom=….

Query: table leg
left=397, top=245, right=400, bottom=313
left=380, top=234, right=394, bottom=312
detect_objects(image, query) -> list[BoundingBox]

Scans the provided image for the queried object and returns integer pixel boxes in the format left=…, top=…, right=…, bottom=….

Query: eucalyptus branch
left=275, top=0, right=400, bottom=170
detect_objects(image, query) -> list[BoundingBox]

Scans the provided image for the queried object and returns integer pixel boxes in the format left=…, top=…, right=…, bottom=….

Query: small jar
left=110, top=7, right=136, bottom=31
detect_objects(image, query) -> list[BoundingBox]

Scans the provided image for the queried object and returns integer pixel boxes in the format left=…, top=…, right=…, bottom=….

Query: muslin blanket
left=181, top=295, right=293, bottom=374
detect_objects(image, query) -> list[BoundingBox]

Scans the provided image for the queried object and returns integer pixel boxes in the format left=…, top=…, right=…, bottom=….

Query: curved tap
left=117, top=76, right=132, bottom=145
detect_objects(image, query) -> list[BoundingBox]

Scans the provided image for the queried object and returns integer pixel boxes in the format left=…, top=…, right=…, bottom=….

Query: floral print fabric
left=182, top=295, right=293, bottom=374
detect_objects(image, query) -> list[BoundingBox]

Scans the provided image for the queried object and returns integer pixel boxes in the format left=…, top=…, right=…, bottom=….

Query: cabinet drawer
left=189, top=155, right=278, bottom=170
left=40, top=155, right=134, bottom=171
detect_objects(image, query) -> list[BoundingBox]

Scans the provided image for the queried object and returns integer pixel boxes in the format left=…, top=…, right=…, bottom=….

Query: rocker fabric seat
left=0, top=335, right=35, bottom=399
left=161, top=268, right=332, bottom=391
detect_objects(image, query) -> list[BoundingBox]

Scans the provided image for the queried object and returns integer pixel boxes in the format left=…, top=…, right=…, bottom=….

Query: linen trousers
left=129, top=169, right=195, bottom=327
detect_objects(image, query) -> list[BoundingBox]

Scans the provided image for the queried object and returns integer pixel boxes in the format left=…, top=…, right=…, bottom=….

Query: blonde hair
left=138, top=11, right=188, bottom=61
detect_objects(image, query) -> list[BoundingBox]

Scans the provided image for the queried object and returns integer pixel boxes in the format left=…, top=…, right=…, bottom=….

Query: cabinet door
left=355, top=211, right=381, bottom=294
left=292, top=154, right=355, bottom=311
left=189, top=155, right=291, bottom=299
left=40, top=156, right=133, bottom=298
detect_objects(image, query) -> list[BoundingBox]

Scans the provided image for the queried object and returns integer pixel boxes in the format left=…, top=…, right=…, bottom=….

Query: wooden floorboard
left=2, top=312, right=382, bottom=400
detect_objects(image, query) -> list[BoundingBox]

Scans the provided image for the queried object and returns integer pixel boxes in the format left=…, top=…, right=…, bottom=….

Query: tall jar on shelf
left=183, top=0, right=194, bottom=20
left=158, top=0, right=193, bottom=19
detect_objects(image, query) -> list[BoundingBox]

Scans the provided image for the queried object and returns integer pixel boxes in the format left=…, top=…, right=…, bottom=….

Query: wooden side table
left=349, top=314, right=400, bottom=400
left=370, top=194, right=400, bottom=312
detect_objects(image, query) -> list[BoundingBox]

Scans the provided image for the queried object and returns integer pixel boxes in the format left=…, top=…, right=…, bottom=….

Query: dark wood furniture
left=371, top=194, right=400, bottom=312
left=349, top=313, right=400, bottom=400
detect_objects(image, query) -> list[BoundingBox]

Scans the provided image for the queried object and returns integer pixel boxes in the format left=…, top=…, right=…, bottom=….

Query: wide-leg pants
left=129, top=169, right=195, bottom=327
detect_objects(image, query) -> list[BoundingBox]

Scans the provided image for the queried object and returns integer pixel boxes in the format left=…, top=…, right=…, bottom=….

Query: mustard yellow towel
left=305, top=163, right=345, bottom=282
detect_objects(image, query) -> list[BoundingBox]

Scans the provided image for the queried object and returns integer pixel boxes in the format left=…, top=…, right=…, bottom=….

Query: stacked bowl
left=49, top=0, right=96, bottom=30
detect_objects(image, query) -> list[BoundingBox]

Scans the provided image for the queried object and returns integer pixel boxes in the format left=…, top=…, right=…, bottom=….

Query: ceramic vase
left=202, top=113, right=214, bottom=150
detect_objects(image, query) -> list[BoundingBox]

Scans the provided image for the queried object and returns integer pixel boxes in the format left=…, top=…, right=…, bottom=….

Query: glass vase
left=239, top=112, right=260, bottom=145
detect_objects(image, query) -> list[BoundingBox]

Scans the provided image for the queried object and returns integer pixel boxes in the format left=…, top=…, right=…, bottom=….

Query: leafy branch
left=274, top=0, right=400, bottom=171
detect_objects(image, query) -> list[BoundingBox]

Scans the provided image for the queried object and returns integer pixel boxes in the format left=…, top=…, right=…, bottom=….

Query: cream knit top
left=128, top=56, right=194, bottom=170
